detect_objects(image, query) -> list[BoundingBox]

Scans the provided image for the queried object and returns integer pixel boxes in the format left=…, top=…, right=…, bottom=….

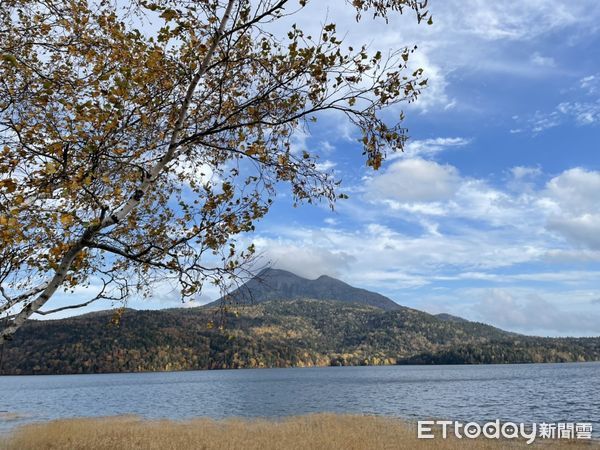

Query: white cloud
left=530, top=52, right=556, bottom=68
left=365, top=160, right=600, bottom=252
left=393, top=137, right=470, bottom=159
left=315, top=160, right=337, bottom=172
left=319, top=141, right=335, bottom=154
left=439, top=270, right=600, bottom=284
left=580, top=74, right=600, bottom=95
left=521, top=110, right=563, bottom=134
left=172, top=158, right=220, bottom=187
left=403, top=50, right=455, bottom=112
left=475, top=289, right=600, bottom=335
left=253, top=236, right=354, bottom=280
left=515, top=74, right=600, bottom=133
left=556, top=101, right=600, bottom=125
left=545, top=168, right=600, bottom=215
left=510, top=166, right=542, bottom=180
left=507, top=166, right=542, bottom=193
left=547, top=214, right=600, bottom=250
left=255, top=222, right=554, bottom=293
left=437, top=0, right=595, bottom=41
left=363, top=162, right=543, bottom=232
left=342, top=155, right=600, bottom=279
left=289, top=128, right=310, bottom=155
left=366, top=158, right=461, bottom=203
left=542, top=248, right=600, bottom=264
left=411, top=285, right=600, bottom=335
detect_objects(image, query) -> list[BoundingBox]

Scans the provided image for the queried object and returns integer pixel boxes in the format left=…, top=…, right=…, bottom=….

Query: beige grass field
left=0, top=414, right=595, bottom=450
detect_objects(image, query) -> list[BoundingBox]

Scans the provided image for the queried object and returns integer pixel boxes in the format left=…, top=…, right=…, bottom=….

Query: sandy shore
left=0, top=414, right=595, bottom=449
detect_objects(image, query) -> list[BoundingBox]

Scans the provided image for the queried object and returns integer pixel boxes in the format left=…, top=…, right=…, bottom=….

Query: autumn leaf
left=60, top=214, right=74, bottom=227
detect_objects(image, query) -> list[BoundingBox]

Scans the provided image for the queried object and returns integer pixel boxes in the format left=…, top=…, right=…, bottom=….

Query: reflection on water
left=1, top=362, right=599, bottom=435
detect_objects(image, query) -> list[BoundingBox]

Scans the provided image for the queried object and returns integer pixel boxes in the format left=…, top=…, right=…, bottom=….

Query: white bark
left=0, top=281, right=49, bottom=314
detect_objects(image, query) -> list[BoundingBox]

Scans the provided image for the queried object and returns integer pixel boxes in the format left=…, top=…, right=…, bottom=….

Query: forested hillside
left=2, top=299, right=599, bottom=375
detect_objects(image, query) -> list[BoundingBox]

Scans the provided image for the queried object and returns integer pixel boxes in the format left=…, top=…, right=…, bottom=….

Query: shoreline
left=2, top=359, right=599, bottom=377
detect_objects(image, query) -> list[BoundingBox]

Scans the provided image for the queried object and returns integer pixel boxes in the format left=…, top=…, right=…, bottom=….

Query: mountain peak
left=209, top=268, right=402, bottom=311
left=258, top=267, right=297, bottom=276
left=317, top=274, right=335, bottom=280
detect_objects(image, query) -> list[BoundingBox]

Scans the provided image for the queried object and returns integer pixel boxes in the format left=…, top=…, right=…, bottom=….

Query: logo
left=417, top=420, right=593, bottom=444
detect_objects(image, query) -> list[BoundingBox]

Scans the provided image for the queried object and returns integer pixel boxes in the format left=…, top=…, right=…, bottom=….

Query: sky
left=46, top=0, right=600, bottom=337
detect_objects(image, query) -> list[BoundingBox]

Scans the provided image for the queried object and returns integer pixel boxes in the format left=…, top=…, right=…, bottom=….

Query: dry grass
left=0, top=414, right=595, bottom=450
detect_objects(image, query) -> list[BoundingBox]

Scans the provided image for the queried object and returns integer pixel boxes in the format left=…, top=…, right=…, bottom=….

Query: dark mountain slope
left=207, top=268, right=402, bottom=310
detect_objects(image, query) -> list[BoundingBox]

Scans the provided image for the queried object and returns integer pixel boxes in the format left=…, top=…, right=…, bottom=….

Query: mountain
left=2, top=298, right=599, bottom=375
left=2, top=270, right=599, bottom=374
left=207, top=268, right=402, bottom=310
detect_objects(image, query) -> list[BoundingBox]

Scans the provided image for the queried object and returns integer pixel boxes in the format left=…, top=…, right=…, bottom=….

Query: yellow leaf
left=160, top=9, right=178, bottom=21
left=45, top=162, right=59, bottom=175
left=1, top=54, right=17, bottom=66
left=60, top=214, right=74, bottom=226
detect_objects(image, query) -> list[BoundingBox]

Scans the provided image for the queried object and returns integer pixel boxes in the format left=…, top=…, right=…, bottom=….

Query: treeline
left=1, top=299, right=599, bottom=375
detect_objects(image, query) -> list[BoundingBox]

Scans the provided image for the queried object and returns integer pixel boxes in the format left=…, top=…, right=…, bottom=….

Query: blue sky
left=47, top=0, right=600, bottom=337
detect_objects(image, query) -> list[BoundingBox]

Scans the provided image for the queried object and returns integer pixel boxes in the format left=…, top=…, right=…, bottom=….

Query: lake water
left=1, top=363, right=599, bottom=435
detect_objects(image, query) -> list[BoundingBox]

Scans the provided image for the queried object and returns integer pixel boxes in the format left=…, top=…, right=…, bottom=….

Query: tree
left=0, top=0, right=430, bottom=343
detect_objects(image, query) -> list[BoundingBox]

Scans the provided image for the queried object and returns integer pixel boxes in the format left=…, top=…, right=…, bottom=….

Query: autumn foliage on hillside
left=2, top=300, right=598, bottom=375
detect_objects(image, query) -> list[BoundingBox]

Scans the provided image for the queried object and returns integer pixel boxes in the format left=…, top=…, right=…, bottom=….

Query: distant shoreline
left=2, top=358, right=600, bottom=377
left=3, top=358, right=600, bottom=377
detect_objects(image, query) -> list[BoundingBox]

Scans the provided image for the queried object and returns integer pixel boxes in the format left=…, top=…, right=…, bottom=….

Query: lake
left=1, top=362, right=599, bottom=435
